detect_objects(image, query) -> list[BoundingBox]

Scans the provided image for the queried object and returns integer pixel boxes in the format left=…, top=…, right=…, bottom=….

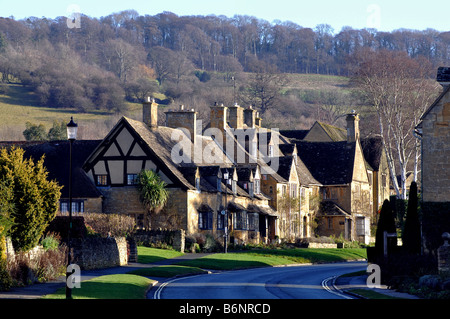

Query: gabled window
left=234, top=211, right=248, bottom=230
left=249, top=182, right=254, bottom=197
left=268, top=145, right=274, bottom=157
left=254, top=179, right=261, bottom=194
left=232, top=180, right=237, bottom=195
left=217, top=178, right=221, bottom=191
left=248, top=213, right=259, bottom=231
left=198, top=211, right=213, bottom=230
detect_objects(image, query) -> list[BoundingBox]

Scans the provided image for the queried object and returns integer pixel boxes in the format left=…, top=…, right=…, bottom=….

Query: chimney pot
left=143, top=98, right=158, bottom=129
left=346, top=112, right=360, bottom=143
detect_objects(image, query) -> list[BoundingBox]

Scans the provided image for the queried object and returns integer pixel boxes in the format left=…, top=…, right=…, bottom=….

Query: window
left=127, top=174, right=138, bottom=185
left=60, top=200, right=84, bottom=214
left=254, top=179, right=260, bottom=194
left=96, top=175, right=108, bottom=186
left=199, top=211, right=213, bottom=230
left=268, top=145, right=274, bottom=157
left=248, top=213, right=259, bottom=231
left=249, top=182, right=254, bottom=197
left=327, top=217, right=333, bottom=229
left=195, top=177, right=201, bottom=192
left=234, top=211, right=248, bottom=230
left=290, top=183, right=297, bottom=198
left=251, top=141, right=257, bottom=157
left=217, top=178, right=221, bottom=191
left=356, top=217, right=365, bottom=236
left=217, top=212, right=225, bottom=230
left=232, top=180, right=237, bottom=195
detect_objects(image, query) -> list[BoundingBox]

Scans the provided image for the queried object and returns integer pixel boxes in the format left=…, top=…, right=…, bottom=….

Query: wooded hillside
left=0, top=11, right=447, bottom=138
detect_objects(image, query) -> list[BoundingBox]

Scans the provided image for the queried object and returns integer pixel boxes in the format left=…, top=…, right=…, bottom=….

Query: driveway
left=151, top=261, right=367, bottom=299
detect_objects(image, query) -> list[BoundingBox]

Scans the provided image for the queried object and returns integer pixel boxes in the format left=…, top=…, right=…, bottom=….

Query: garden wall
left=133, top=229, right=185, bottom=252
left=71, top=236, right=128, bottom=270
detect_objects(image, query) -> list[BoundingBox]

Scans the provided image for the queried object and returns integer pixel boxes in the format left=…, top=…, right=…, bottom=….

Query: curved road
left=152, top=261, right=367, bottom=299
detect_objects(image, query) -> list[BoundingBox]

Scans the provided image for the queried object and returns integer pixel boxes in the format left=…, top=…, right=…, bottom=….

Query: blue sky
left=1, top=0, right=449, bottom=33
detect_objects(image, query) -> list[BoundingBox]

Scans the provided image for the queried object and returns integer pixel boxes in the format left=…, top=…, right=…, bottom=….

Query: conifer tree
left=375, top=199, right=397, bottom=257
left=402, top=181, right=421, bottom=255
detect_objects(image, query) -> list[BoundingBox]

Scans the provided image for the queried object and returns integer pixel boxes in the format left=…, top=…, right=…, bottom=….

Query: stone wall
left=133, top=229, right=185, bottom=252
left=101, top=187, right=145, bottom=215
left=421, top=87, right=450, bottom=202
left=71, top=236, right=128, bottom=270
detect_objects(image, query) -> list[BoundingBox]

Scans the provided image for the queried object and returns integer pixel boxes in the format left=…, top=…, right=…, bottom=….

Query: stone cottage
left=415, top=66, right=450, bottom=252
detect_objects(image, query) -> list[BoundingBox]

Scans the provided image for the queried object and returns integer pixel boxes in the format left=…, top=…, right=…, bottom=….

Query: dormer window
left=217, top=178, right=221, bottom=191
left=249, top=182, right=254, bottom=197
left=251, top=141, right=257, bottom=158
left=254, top=178, right=260, bottom=194
left=195, top=177, right=200, bottom=192
left=232, top=180, right=237, bottom=195
left=268, top=145, right=274, bottom=157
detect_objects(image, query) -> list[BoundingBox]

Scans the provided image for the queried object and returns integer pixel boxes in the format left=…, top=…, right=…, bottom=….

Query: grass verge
left=42, top=274, right=155, bottom=299
left=177, top=248, right=367, bottom=270
left=128, top=265, right=208, bottom=278
left=137, top=246, right=184, bottom=264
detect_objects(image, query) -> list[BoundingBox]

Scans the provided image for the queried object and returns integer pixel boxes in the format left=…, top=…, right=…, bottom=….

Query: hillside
left=0, top=73, right=361, bottom=141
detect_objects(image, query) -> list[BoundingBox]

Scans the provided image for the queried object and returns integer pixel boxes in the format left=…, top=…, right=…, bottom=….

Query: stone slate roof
left=313, top=122, right=346, bottom=142
left=1, top=140, right=103, bottom=199
left=361, top=137, right=383, bottom=171
left=319, top=200, right=351, bottom=216
left=295, top=141, right=355, bottom=185
left=279, top=130, right=309, bottom=141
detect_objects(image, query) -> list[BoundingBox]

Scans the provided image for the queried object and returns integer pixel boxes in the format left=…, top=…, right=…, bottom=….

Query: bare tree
left=240, top=60, right=288, bottom=115
left=351, top=49, right=440, bottom=199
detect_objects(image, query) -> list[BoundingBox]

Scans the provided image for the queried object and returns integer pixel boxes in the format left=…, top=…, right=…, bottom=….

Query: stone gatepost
left=438, top=232, right=450, bottom=274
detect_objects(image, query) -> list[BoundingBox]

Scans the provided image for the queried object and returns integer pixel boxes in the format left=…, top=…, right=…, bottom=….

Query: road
left=152, top=261, right=367, bottom=299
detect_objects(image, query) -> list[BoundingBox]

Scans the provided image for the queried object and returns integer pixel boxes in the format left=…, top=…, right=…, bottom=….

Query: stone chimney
left=210, top=102, right=228, bottom=132
left=143, top=97, right=158, bottom=129
left=165, top=105, right=198, bottom=143
left=346, top=110, right=360, bottom=143
left=244, top=105, right=256, bottom=128
left=437, top=67, right=450, bottom=89
left=255, top=111, right=262, bottom=128
left=228, top=103, right=244, bottom=129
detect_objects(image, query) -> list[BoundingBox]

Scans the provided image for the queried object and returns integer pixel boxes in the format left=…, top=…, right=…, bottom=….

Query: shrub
left=41, top=233, right=60, bottom=251
left=0, top=259, right=12, bottom=291
left=6, top=245, right=67, bottom=286
left=83, top=213, right=136, bottom=238
left=0, top=147, right=62, bottom=252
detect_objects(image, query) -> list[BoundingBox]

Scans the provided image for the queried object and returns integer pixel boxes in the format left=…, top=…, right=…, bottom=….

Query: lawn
left=177, top=248, right=367, bottom=270
left=137, top=246, right=184, bottom=264
left=128, top=265, right=208, bottom=278
left=42, top=274, right=155, bottom=299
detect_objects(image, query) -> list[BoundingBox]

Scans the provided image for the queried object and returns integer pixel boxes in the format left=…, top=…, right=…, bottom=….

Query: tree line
left=0, top=11, right=449, bottom=113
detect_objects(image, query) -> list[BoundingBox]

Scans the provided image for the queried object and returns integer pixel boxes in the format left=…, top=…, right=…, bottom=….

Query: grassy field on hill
left=0, top=73, right=358, bottom=141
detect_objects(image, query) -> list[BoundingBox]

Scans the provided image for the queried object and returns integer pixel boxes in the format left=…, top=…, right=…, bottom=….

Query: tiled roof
left=295, top=141, right=355, bottom=185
